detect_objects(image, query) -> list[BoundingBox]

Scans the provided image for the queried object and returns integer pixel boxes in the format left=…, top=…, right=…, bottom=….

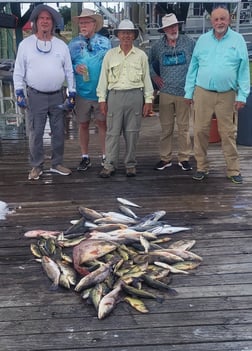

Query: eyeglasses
left=36, top=39, right=52, bottom=53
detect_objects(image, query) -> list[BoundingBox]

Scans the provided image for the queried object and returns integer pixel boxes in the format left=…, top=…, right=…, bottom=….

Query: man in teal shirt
left=69, top=9, right=111, bottom=172
left=184, top=6, right=250, bottom=184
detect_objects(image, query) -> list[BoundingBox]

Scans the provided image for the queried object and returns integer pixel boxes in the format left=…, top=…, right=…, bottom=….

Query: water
left=0, top=113, right=26, bottom=140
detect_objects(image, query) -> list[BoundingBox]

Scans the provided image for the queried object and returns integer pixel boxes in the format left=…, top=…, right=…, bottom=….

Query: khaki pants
left=193, top=86, right=240, bottom=176
left=159, top=92, right=192, bottom=162
left=104, top=89, right=143, bottom=170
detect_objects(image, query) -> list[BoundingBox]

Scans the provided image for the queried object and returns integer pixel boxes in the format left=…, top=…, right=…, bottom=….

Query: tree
left=59, top=5, right=71, bottom=29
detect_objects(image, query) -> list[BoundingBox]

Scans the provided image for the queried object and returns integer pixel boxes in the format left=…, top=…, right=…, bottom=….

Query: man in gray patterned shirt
left=149, top=13, right=195, bottom=172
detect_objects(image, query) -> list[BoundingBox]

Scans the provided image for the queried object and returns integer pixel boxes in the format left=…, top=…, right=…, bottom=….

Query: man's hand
left=66, top=92, right=76, bottom=110
left=143, top=103, right=153, bottom=117
left=16, top=89, right=27, bottom=109
left=234, top=101, right=245, bottom=111
left=99, top=102, right=108, bottom=116
left=152, top=75, right=164, bottom=90
left=184, top=98, right=193, bottom=106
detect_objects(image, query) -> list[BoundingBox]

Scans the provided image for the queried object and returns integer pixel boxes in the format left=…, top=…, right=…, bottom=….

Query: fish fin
left=49, top=282, right=59, bottom=291
left=165, top=287, right=179, bottom=297
left=156, top=296, right=164, bottom=303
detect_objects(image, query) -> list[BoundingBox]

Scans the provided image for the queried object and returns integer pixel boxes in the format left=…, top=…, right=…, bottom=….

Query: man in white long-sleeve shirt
left=13, top=4, right=76, bottom=180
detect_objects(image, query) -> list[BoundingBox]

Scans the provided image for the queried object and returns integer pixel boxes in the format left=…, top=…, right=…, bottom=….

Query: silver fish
left=78, top=206, right=103, bottom=221
left=136, top=211, right=167, bottom=228
left=89, top=228, right=156, bottom=243
left=152, top=226, right=191, bottom=235
left=97, top=212, right=138, bottom=225
left=117, top=197, right=141, bottom=208
left=91, top=223, right=128, bottom=232
left=118, top=205, right=139, bottom=219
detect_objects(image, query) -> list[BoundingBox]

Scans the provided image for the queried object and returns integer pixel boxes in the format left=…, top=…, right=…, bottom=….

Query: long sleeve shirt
left=149, top=34, right=195, bottom=96
left=68, top=33, right=111, bottom=101
left=96, top=45, right=154, bottom=103
left=13, top=34, right=75, bottom=93
left=184, top=27, right=250, bottom=102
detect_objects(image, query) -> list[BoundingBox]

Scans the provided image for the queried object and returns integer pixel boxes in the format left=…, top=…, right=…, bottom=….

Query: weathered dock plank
left=0, top=116, right=252, bottom=351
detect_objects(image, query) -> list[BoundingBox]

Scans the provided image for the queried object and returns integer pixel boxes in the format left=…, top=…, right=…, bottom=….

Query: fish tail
left=156, top=296, right=164, bottom=303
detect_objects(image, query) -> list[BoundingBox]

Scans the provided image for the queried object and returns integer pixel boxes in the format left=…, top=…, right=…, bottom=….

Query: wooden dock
left=0, top=115, right=252, bottom=351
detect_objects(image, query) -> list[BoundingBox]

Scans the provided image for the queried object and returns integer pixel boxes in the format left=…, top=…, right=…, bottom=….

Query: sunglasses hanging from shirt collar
left=36, top=39, right=52, bottom=53
left=85, top=38, right=92, bottom=52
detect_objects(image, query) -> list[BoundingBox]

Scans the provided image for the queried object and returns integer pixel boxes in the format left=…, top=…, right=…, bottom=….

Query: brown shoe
left=126, top=167, right=136, bottom=177
left=28, top=167, right=43, bottom=180
left=99, top=168, right=115, bottom=178
left=50, top=164, right=72, bottom=175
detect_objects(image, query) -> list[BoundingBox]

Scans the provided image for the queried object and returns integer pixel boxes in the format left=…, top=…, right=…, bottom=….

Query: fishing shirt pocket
left=128, top=62, right=143, bottom=83
left=108, top=62, right=121, bottom=83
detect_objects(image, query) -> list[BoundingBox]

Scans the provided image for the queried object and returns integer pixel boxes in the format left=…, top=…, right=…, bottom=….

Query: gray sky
left=21, top=2, right=122, bottom=15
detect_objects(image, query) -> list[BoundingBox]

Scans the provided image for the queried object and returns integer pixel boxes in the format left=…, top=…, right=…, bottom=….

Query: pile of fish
left=25, top=197, right=202, bottom=319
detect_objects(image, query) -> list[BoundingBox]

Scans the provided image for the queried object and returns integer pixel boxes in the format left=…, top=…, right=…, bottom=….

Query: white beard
left=166, top=32, right=179, bottom=41
left=214, top=27, right=227, bottom=34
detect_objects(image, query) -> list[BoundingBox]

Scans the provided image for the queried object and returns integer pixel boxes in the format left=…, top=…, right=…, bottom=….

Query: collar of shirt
left=117, top=45, right=136, bottom=55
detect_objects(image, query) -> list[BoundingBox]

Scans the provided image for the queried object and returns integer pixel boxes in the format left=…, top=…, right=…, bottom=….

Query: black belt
left=208, top=90, right=218, bottom=93
left=28, top=86, right=62, bottom=95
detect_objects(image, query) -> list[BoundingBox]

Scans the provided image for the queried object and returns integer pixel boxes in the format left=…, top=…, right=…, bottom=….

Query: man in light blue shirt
left=184, top=6, right=250, bottom=184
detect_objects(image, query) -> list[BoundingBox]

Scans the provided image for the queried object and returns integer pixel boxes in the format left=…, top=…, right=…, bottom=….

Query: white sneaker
left=50, top=164, right=71, bottom=176
left=101, top=156, right=106, bottom=167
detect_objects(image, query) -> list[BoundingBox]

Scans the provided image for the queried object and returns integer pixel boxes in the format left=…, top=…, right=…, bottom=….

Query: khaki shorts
left=75, top=95, right=105, bottom=123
